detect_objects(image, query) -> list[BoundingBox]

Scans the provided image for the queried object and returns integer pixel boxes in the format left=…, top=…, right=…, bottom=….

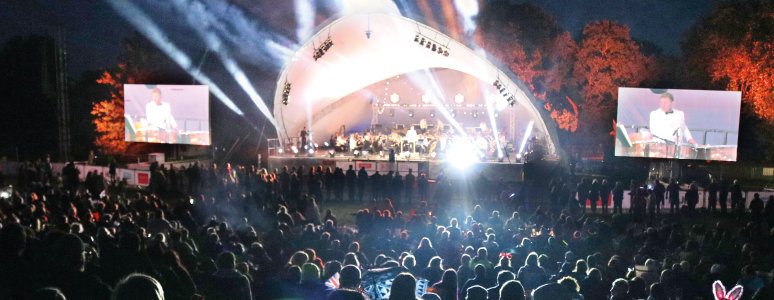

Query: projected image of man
left=648, top=93, right=697, bottom=146
left=145, top=88, right=179, bottom=132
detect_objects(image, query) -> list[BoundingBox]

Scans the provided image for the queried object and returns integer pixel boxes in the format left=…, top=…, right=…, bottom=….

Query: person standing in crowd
left=719, top=180, right=729, bottom=214
left=418, top=172, right=429, bottom=202
left=653, top=179, right=665, bottom=215
left=346, top=165, right=356, bottom=202
left=667, top=179, right=680, bottom=215
left=731, top=179, right=744, bottom=214
left=404, top=168, right=416, bottom=203
left=589, top=179, right=600, bottom=214
left=600, top=179, right=612, bottom=214
left=612, top=181, right=625, bottom=214
left=357, top=166, right=368, bottom=202
left=686, top=182, right=700, bottom=213
left=708, top=178, right=720, bottom=213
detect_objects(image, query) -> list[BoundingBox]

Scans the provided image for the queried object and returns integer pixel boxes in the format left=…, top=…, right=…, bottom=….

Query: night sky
left=1, top=0, right=720, bottom=78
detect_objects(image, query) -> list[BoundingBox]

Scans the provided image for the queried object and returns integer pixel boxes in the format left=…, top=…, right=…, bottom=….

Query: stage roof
left=273, top=10, right=558, bottom=155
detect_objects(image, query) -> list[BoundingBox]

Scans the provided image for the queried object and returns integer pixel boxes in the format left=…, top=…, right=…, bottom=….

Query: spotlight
left=437, top=47, right=443, bottom=54
left=323, top=141, right=330, bottom=147
left=314, top=143, right=319, bottom=148
left=282, top=82, right=291, bottom=105
left=430, top=112, right=435, bottom=118
left=379, top=150, right=385, bottom=157
left=447, top=140, right=478, bottom=170
left=409, top=109, right=414, bottom=118
left=430, top=152, right=437, bottom=159
left=516, top=153, right=522, bottom=160
left=451, top=110, right=456, bottom=118
left=473, top=111, right=478, bottom=118
left=508, top=96, right=517, bottom=106
left=308, top=148, right=314, bottom=154
left=278, top=148, right=284, bottom=154
left=414, top=35, right=419, bottom=42
left=498, top=155, right=505, bottom=162
left=353, top=150, right=360, bottom=156
left=291, top=146, right=299, bottom=154
left=432, top=44, right=437, bottom=51
left=420, top=37, right=425, bottom=45
left=443, top=50, right=449, bottom=56
left=426, top=42, right=431, bottom=49
left=328, top=150, right=335, bottom=157
left=303, top=145, right=308, bottom=150
left=313, top=37, right=334, bottom=60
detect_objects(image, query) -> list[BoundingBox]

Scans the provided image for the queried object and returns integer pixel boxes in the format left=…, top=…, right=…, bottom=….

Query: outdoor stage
left=267, top=153, right=526, bottom=182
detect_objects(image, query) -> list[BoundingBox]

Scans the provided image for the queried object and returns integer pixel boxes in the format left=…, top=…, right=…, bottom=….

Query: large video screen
left=615, top=88, right=741, bottom=161
left=124, top=84, right=210, bottom=145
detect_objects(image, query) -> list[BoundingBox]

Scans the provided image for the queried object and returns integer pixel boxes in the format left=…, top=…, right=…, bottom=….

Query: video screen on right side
left=615, top=88, right=741, bottom=161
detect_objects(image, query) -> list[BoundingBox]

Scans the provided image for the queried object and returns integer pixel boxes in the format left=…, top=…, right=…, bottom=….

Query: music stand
left=125, top=114, right=137, bottom=141
left=616, top=124, right=633, bottom=148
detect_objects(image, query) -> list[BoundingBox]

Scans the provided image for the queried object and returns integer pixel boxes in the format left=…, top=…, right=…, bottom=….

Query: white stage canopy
left=273, top=9, right=558, bottom=156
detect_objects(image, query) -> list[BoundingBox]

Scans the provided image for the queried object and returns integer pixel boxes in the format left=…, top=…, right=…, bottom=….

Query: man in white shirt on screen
left=648, top=92, right=698, bottom=146
left=145, top=88, right=179, bottom=132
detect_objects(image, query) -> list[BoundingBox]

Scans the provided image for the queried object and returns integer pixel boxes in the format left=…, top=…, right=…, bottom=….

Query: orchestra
left=295, top=118, right=511, bottom=161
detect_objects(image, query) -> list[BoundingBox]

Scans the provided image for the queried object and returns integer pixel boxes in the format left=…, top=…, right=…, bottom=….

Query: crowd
left=1, top=159, right=774, bottom=300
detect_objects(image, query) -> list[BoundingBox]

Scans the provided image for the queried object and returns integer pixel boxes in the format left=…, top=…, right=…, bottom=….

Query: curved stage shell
left=272, top=11, right=559, bottom=160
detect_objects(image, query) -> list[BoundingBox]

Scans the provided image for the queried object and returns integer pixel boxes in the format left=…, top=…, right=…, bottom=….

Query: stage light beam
left=295, top=0, right=316, bottom=42
left=519, top=120, right=535, bottom=155
left=105, top=0, right=244, bottom=116
left=454, top=0, right=479, bottom=33
left=170, top=0, right=277, bottom=127
left=485, top=94, right=503, bottom=158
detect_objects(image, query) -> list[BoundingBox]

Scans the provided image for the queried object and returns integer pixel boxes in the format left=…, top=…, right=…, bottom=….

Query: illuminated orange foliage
left=91, top=64, right=130, bottom=155
left=683, top=1, right=774, bottom=125
left=476, top=1, right=580, bottom=132
left=550, top=109, right=578, bottom=132
left=573, top=21, right=657, bottom=133
left=707, top=34, right=774, bottom=123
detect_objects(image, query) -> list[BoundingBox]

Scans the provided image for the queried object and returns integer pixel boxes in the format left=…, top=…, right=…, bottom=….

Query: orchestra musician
left=404, top=126, right=418, bottom=153
left=145, top=88, right=178, bottom=143
left=321, top=118, right=513, bottom=161
left=649, top=92, right=698, bottom=146
left=418, top=118, right=428, bottom=134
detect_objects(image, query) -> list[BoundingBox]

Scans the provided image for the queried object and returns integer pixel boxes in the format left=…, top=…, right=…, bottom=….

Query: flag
left=325, top=272, right=340, bottom=289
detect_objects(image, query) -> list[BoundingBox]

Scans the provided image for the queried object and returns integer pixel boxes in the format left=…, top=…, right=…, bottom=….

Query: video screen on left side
left=124, top=84, right=211, bottom=145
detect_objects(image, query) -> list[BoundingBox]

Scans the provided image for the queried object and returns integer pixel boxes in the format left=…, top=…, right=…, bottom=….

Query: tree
left=573, top=21, right=657, bottom=137
left=686, top=1, right=774, bottom=123
left=91, top=65, right=130, bottom=156
left=476, top=1, right=579, bottom=132
left=91, top=33, right=188, bottom=157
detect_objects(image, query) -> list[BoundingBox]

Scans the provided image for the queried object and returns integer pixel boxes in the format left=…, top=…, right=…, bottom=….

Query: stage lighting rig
left=493, top=78, right=517, bottom=106
left=313, top=37, right=334, bottom=61
left=282, top=82, right=291, bottom=105
left=413, top=32, right=449, bottom=56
